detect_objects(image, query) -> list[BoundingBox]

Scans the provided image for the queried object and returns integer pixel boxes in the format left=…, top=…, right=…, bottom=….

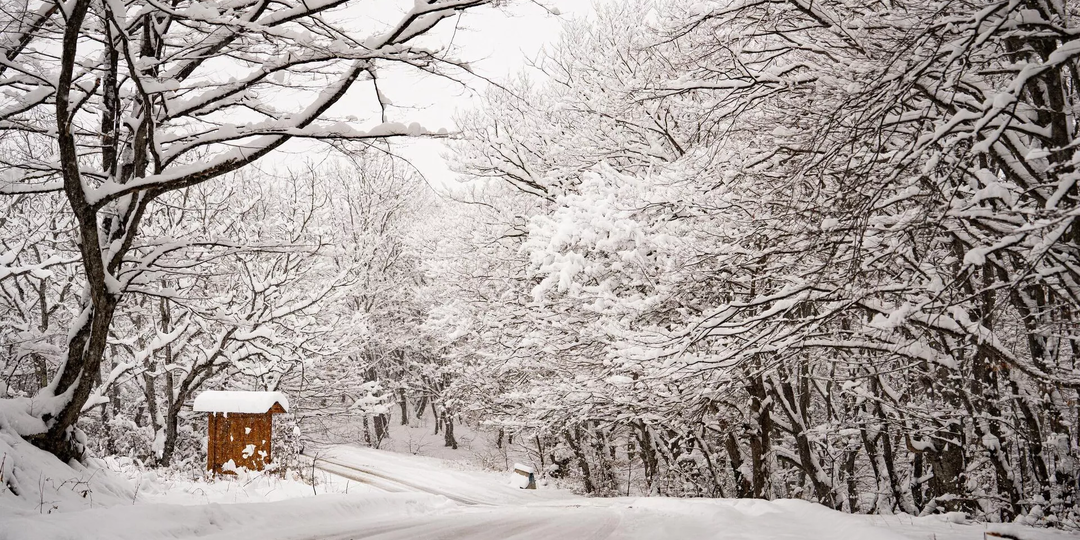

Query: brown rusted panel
left=208, top=412, right=232, bottom=474
left=206, top=412, right=276, bottom=474
left=207, top=413, right=215, bottom=472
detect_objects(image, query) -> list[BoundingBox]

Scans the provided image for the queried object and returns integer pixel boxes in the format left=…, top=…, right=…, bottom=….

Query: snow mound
left=0, top=422, right=135, bottom=515
left=0, top=492, right=453, bottom=540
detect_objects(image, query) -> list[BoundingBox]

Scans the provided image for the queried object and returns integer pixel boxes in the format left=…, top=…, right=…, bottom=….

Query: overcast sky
left=281, top=0, right=594, bottom=193
left=249, top=1, right=592, bottom=195
left=388, top=1, right=593, bottom=192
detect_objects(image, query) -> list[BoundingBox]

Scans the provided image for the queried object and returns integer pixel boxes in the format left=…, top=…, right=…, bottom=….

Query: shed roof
left=193, top=390, right=290, bottom=413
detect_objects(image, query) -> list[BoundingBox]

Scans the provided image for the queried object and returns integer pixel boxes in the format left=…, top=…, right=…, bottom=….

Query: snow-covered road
left=313, top=504, right=624, bottom=540
left=301, top=445, right=574, bottom=506
left=294, top=446, right=907, bottom=539
left=3, top=445, right=1077, bottom=540
left=305, top=497, right=918, bottom=540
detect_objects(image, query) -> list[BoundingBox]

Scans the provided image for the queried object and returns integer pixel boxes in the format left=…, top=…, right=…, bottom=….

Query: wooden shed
left=193, top=390, right=289, bottom=475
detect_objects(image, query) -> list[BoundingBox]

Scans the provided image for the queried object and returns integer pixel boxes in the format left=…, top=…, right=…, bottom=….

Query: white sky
left=384, top=0, right=594, bottom=192
left=268, top=0, right=593, bottom=192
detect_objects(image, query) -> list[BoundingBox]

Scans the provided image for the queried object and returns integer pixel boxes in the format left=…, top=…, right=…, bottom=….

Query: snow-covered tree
left=0, top=0, right=500, bottom=461
left=446, top=0, right=1080, bottom=522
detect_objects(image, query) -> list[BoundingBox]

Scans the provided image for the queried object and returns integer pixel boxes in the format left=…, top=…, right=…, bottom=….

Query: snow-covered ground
left=2, top=441, right=1079, bottom=540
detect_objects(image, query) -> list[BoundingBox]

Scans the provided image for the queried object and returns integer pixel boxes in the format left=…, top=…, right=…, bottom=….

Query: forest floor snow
left=2, top=440, right=1080, bottom=540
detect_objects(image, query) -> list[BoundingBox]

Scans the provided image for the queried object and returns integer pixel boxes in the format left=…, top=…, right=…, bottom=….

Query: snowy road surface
left=3, top=445, right=1077, bottom=540
left=302, top=497, right=911, bottom=540
left=301, top=445, right=575, bottom=506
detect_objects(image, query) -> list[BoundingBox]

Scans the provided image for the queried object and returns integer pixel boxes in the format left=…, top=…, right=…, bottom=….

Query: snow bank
left=0, top=492, right=453, bottom=540
left=852, top=512, right=1080, bottom=540
left=1, top=398, right=135, bottom=514
left=0, top=397, right=49, bottom=437
left=0, top=423, right=135, bottom=515
left=106, top=456, right=379, bottom=506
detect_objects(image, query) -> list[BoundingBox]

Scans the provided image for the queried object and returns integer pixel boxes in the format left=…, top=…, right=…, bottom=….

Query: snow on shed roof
left=193, top=391, right=289, bottom=413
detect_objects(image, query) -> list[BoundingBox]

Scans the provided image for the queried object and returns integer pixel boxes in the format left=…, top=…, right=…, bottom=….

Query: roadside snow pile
left=854, top=512, right=1078, bottom=540
left=0, top=492, right=454, bottom=540
left=0, top=414, right=135, bottom=514
left=0, top=396, right=50, bottom=437
left=109, top=456, right=380, bottom=506
left=536, top=497, right=915, bottom=540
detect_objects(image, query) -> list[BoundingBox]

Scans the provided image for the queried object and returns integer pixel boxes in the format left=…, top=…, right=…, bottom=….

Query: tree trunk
left=29, top=297, right=119, bottom=462
left=373, top=413, right=388, bottom=446
left=634, top=421, right=660, bottom=494
left=842, top=447, right=859, bottom=512
left=159, top=403, right=181, bottom=466
left=772, top=367, right=835, bottom=508
left=442, top=412, right=457, bottom=449
left=725, top=432, right=752, bottom=498
left=924, top=422, right=971, bottom=514
left=747, top=367, right=772, bottom=499
left=867, top=375, right=910, bottom=513
left=565, top=428, right=595, bottom=494
left=415, top=396, right=428, bottom=420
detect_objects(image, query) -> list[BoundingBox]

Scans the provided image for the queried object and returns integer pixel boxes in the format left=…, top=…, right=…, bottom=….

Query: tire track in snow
left=300, top=452, right=492, bottom=506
